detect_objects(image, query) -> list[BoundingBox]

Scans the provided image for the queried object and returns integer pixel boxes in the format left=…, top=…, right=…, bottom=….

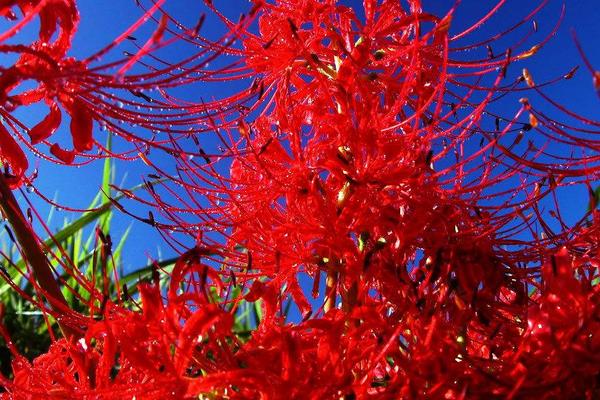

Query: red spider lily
left=2, top=239, right=598, bottom=399
left=0, top=250, right=235, bottom=399
left=0, top=0, right=90, bottom=166
left=142, top=0, right=600, bottom=315
left=0, top=0, right=78, bottom=185
left=119, top=1, right=600, bottom=396
left=0, top=292, right=231, bottom=399
left=1, top=1, right=600, bottom=399
left=0, top=0, right=261, bottom=187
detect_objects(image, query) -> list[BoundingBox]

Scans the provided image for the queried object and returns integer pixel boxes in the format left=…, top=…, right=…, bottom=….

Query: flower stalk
left=324, top=271, right=337, bottom=313
left=0, top=174, right=77, bottom=341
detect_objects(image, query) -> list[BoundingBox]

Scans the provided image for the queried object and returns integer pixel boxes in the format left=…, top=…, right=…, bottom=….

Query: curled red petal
left=0, top=123, right=28, bottom=186
left=49, top=143, right=75, bottom=164
left=28, top=101, right=61, bottom=144
left=36, top=0, right=79, bottom=58
left=67, top=99, right=93, bottom=152
left=174, top=305, right=232, bottom=375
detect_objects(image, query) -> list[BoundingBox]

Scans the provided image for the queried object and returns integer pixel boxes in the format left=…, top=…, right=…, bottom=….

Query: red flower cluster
left=1, top=0, right=600, bottom=399
left=2, top=241, right=599, bottom=398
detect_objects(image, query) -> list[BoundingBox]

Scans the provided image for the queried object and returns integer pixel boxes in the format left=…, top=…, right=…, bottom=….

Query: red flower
left=0, top=0, right=260, bottom=187
left=2, top=1, right=600, bottom=399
